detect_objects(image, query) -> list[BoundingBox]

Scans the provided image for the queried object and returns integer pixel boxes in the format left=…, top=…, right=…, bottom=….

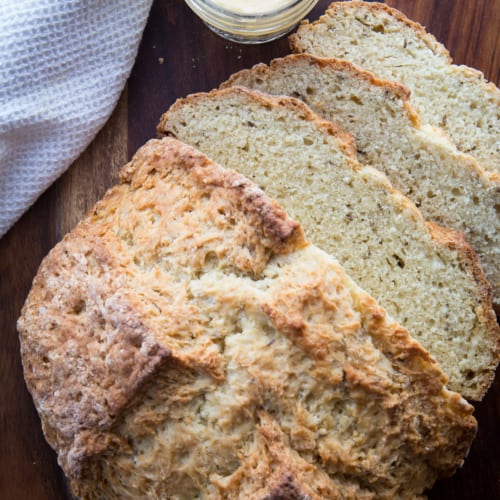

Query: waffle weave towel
left=0, top=0, right=153, bottom=238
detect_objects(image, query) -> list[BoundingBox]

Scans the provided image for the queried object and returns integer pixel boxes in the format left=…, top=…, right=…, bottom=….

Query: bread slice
left=220, top=53, right=500, bottom=307
left=158, top=86, right=500, bottom=400
left=290, top=1, right=500, bottom=176
left=18, top=137, right=477, bottom=499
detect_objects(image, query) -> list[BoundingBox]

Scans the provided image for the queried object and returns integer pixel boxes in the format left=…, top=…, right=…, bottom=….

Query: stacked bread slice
left=221, top=53, right=500, bottom=308
left=18, top=138, right=478, bottom=499
left=158, top=86, right=499, bottom=401
left=289, top=1, right=500, bottom=176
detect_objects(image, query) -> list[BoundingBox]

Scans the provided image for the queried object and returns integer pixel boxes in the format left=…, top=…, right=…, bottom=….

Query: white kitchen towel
left=0, top=0, right=153, bottom=238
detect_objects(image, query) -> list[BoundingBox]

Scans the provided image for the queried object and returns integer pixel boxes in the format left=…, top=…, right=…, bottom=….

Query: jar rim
left=189, top=0, right=315, bottom=19
left=184, top=0, right=318, bottom=43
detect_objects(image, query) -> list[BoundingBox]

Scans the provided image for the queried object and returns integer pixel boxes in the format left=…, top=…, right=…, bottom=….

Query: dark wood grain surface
left=1, top=1, right=498, bottom=498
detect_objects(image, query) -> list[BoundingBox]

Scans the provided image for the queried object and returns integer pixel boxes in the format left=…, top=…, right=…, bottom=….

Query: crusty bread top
left=18, top=137, right=305, bottom=476
left=220, top=53, right=500, bottom=306
left=158, top=86, right=500, bottom=400
left=18, top=138, right=477, bottom=499
left=290, top=1, right=500, bottom=175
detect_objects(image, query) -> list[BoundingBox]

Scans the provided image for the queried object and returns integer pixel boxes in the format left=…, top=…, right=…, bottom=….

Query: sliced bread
left=18, top=137, right=477, bottom=499
left=221, top=53, right=500, bottom=306
left=290, top=1, right=500, bottom=175
left=158, top=86, right=500, bottom=400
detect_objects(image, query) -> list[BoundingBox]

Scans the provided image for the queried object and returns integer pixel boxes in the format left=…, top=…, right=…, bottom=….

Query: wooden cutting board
left=1, top=1, right=498, bottom=498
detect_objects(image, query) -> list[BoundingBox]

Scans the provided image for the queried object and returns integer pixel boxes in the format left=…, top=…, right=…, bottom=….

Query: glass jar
left=185, top=0, right=318, bottom=44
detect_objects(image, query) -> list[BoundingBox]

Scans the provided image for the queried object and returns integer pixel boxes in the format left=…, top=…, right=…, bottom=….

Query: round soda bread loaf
left=158, top=86, right=500, bottom=401
left=221, top=53, right=500, bottom=307
left=289, top=1, right=500, bottom=176
left=18, top=138, right=477, bottom=499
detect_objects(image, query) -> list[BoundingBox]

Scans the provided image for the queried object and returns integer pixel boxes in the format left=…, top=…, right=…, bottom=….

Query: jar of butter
left=185, top=0, right=318, bottom=44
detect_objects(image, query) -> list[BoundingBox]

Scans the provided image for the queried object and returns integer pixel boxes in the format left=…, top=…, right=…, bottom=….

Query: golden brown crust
left=18, top=137, right=306, bottom=480
left=18, top=138, right=478, bottom=498
left=118, top=137, right=306, bottom=259
left=18, top=223, right=173, bottom=477
left=289, top=1, right=452, bottom=63
left=215, top=411, right=340, bottom=500
left=258, top=257, right=476, bottom=488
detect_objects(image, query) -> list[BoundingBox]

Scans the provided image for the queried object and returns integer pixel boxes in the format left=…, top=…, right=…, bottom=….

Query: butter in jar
left=184, top=0, right=319, bottom=44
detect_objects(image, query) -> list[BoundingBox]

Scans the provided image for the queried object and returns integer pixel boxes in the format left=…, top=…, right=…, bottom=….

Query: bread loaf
left=221, top=53, right=500, bottom=306
left=18, top=137, right=477, bottom=499
left=158, top=87, right=500, bottom=400
left=290, top=1, right=500, bottom=176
